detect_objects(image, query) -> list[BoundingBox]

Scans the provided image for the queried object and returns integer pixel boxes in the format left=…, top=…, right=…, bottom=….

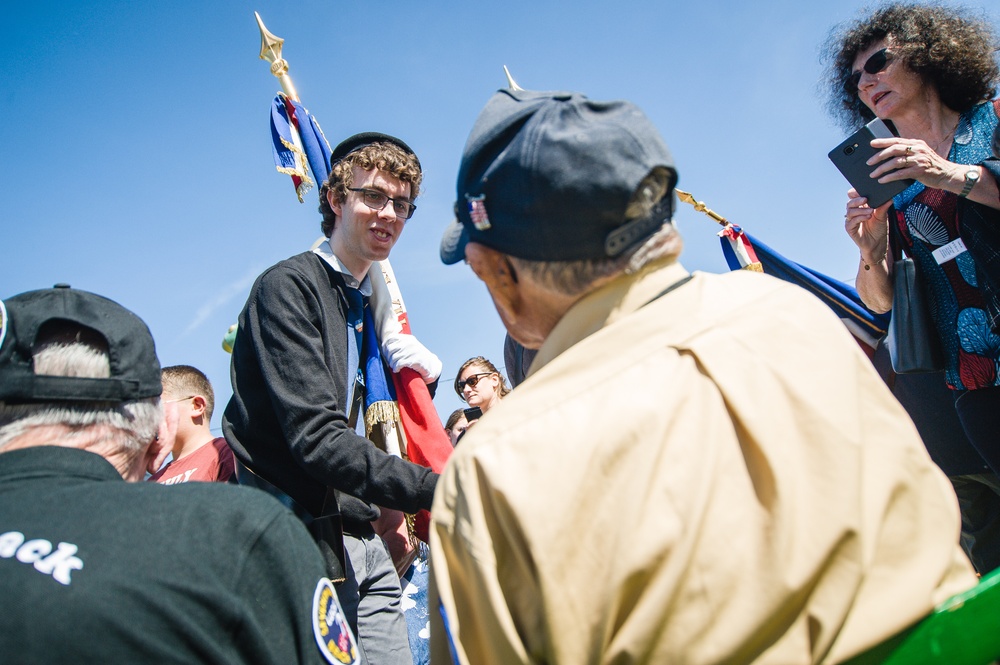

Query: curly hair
left=822, top=3, right=999, bottom=131
left=454, top=356, right=512, bottom=400
left=318, top=142, right=423, bottom=237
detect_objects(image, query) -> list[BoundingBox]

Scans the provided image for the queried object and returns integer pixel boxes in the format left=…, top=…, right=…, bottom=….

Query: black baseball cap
left=330, top=131, right=421, bottom=171
left=0, top=285, right=162, bottom=404
left=440, top=89, right=678, bottom=265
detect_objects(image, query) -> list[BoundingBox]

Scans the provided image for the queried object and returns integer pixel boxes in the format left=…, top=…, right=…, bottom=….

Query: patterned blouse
left=893, top=100, right=1000, bottom=391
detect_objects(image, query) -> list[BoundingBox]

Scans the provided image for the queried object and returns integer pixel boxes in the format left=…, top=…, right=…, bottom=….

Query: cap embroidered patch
left=466, top=195, right=491, bottom=230
left=312, top=577, right=359, bottom=665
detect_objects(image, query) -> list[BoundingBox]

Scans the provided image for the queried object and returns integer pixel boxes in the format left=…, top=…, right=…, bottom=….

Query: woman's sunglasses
left=844, top=48, right=892, bottom=93
left=458, top=372, right=493, bottom=391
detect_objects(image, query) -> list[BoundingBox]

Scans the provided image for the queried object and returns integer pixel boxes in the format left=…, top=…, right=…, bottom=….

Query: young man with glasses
left=224, top=132, right=441, bottom=665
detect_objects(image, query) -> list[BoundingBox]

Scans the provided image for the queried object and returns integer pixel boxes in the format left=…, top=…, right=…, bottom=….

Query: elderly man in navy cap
left=0, top=285, right=354, bottom=664
left=225, top=132, right=441, bottom=665
left=430, top=89, right=977, bottom=664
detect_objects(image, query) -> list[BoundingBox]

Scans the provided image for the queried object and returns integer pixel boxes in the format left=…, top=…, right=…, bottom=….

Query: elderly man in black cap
left=224, top=132, right=440, bottom=665
left=0, top=285, right=355, bottom=664
left=429, top=89, right=978, bottom=664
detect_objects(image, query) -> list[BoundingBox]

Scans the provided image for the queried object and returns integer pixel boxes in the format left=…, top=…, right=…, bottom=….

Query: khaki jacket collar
left=528, top=258, right=690, bottom=377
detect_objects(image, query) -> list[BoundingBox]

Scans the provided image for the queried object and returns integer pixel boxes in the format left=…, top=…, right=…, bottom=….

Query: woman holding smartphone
left=453, top=356, right=511, bottom=422
left=826, top=3, right=1000, bottom=571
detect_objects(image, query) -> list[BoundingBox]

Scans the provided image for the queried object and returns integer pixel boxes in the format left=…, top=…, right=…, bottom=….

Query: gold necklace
left=931, top=118, right=960, bottom=155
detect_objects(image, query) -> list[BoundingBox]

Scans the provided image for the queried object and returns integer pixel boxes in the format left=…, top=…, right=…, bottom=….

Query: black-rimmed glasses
left=348, top=188, right=416, bottom=219
left=845, top=48, right=892, bottom=93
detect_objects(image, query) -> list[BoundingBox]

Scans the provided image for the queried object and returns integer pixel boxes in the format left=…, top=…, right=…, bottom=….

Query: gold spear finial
left=675, top=188, right=729, bottom=227
left=503, top=65, right=524, bottom=91
left=255, top=11, right=300, bottom=101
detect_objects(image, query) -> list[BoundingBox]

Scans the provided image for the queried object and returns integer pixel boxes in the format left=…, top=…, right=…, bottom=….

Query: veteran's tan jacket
left=430, top=259, right=976, bottom=665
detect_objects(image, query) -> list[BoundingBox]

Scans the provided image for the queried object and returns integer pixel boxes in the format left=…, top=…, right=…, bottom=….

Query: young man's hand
left=382, top=333, right=442, bottom=383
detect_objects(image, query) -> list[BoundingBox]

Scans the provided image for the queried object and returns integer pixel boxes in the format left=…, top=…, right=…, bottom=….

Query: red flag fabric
left=393, top=368, right=453, bottom=472
left=393, top=368, right=453, bottom=541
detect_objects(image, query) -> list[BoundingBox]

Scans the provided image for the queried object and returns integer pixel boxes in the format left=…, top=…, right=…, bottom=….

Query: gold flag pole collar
left=255, top=11, right=300, bottom=102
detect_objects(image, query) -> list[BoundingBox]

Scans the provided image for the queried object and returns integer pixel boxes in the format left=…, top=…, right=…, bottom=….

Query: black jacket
left=0, top=446, right=332, bottom=664
left=223, top=251, right=437, bottom=527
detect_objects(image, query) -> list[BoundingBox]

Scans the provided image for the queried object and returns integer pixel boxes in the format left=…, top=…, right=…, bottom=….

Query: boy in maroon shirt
left=149, top=365, right=234, bottom=484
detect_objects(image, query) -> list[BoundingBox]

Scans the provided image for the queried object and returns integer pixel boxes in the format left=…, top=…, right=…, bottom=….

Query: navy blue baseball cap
left=0, top=285, right=162, bottom=404
left=440, top=89, right=677, bottom=265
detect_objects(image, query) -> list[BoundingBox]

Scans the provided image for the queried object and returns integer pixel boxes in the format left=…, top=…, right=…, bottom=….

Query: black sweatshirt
left=223, top=251, right=437, bottom=527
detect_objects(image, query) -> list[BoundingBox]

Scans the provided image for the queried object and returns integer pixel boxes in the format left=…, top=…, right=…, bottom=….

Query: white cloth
left=382, top=333, right=442, bottom=384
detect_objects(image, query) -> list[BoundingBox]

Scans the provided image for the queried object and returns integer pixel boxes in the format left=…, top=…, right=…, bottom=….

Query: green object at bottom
left=844, top=568, right=1000, bottom=665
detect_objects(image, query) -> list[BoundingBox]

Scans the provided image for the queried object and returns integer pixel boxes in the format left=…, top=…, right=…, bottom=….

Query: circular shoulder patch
left=312, top=577, right=360, bottom=665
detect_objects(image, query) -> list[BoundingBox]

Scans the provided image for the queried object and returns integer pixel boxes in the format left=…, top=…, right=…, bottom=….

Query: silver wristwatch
left=959, top=167, right=980, bottom=198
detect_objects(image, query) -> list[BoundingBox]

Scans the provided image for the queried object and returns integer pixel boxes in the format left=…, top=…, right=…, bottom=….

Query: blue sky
left=4, top=0, right=999, bottom=431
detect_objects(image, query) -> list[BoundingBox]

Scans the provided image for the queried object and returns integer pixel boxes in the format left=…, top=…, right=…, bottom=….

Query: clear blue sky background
left=4, top=0, right=999, bottom=433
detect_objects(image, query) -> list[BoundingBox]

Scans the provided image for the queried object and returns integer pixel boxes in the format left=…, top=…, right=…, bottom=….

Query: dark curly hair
left=317, top=142, right=423, bottom=237
left=822, top=3, right=998, bottom=131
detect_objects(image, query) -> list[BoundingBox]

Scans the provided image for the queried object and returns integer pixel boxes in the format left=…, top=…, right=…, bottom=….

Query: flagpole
left=676, top=188, right=729, bottom=227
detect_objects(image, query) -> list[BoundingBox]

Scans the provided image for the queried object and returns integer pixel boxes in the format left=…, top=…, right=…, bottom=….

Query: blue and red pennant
left=718, top=222, right=890, bottom=352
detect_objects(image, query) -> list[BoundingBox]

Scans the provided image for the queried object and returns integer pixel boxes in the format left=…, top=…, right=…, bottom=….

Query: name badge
left=932, top=237, right=967, bottom=265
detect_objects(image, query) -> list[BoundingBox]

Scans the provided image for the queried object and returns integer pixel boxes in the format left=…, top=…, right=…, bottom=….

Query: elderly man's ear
left=465, top=242, right=576, bottom=351
left=144, top=400, right=179, bottom=476
left=465, top=242, right=521, bottom=315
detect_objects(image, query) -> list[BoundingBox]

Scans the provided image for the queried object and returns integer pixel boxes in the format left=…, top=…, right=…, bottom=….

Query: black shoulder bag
left=883, top=217, right=945, bottom=373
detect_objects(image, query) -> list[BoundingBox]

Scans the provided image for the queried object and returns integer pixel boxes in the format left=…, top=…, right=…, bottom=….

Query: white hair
left=0, top=339, right=161, bottom=452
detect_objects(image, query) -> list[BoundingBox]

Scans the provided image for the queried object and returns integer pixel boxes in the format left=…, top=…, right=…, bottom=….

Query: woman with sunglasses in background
left=453, top=356, right=512, bottom=421
left=826, top=3, right=1000, bottom=574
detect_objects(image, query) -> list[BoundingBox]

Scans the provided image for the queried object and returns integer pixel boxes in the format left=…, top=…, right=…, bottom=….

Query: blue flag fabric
left=286, top=98, right=332, bottom=186
left=270, top=99, right=306, bottom=179
left=363, top=304, right=397, bottom=410
left=722, top=231, right=891, bottom=349
left=269, top=95, right=332, bottom=202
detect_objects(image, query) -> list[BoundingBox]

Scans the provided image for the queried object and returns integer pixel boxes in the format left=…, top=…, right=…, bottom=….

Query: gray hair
left=0, top=338, right=161, bottom=452
left=510, top=168, right=683, bottom=297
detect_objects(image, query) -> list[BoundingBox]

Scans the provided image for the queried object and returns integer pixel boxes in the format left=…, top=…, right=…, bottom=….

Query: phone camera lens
left=844, top=144, right=857, bottom=155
